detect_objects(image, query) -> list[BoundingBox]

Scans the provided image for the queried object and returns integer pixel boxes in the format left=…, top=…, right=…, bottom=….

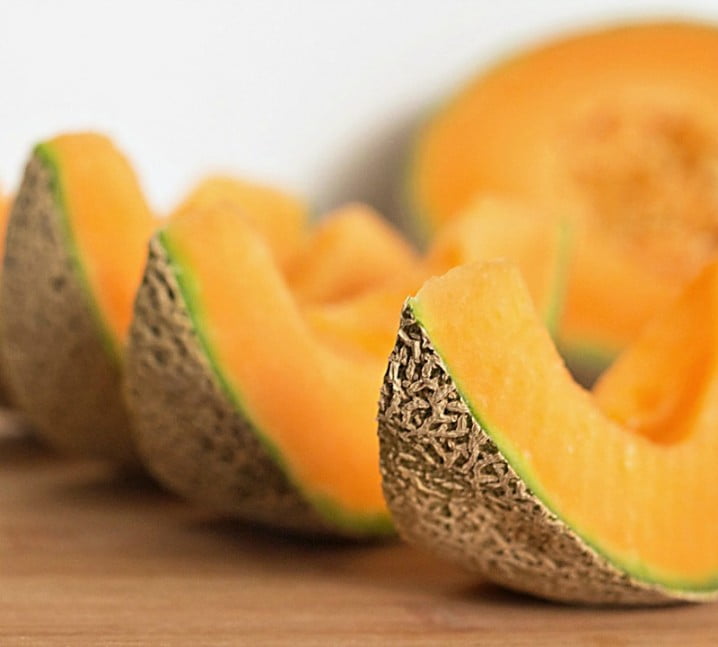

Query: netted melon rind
left=377, top=304, right=710, bottom=606
left=0, top=154, right=135, bottom=461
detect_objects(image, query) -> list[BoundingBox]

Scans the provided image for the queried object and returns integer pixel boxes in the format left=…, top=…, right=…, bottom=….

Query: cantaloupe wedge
left=378, top=260, right=718, bottom=604
left=407, top=21, right=718, bottom=374
left=0, top=133, right=157, bottom=460
left=125, top=206, right=400, bottom=536
left=287, top=203, right=419, bottom=304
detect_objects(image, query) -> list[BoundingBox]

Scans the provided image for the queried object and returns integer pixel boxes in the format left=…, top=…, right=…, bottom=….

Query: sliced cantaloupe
left=287, top=203, right=420, bottom=304
left=378, top=260, right=718, bottom=605
left=124, top=193, right=566, bottom=533
left=125, top=205, right=396, bottom=536
left=0, top=133, right=156, bottom=460
left=290, top=197, right=566, bottom=383
left=407, top=21, right=718, bottom=372
left=173, top=175, right=309, bottom=267
left=426, top=195, right=567, bottom=334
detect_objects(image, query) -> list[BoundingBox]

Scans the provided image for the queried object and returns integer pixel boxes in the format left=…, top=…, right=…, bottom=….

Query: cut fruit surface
left=379, top=260, right=718, bottom=604
left=408, top=21, right=718, bottom=371
left=426, top=196, right=567, bottom=333
left=173, top=175, right=309, bottom=267
left=287, top=203, right=419, bottom=304
left=0, top=133, right=156, bottom=460
left=126, top=193, right=566, bottom=534
left=126, top=205, right=395, bottom=536
left=302, top=271, right=426, bottom=362
left=592, top=267, right=718, bottom=446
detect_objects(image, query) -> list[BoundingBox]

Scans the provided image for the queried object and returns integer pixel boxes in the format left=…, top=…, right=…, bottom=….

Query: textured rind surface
left=125, top=236, right=336, bottom=535
left=377, top=305, right=711, bottom=606
left=0, top=155, right=136, bottom=461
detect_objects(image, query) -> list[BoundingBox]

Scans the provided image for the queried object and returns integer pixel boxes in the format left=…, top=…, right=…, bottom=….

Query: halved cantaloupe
left=378, top=259, right=718, bottom=604
left=125, top=206, right=398, bottom=536
left=426, top=195, right=567, bottom=334
left=407, top=21, right=718, bottom=373
left=0, top=133, right=157, bottom=460
left=173, top=175, right=309, bottom=267
left=287, top=203, right=419, bottom=304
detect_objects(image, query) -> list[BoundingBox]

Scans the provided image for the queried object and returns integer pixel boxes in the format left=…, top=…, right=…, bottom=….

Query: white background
left=2, top=0, right=718, bottom=218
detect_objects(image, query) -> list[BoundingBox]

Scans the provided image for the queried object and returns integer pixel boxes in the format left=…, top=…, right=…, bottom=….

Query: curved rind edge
left=377, top=303, right=711, bottom=605
left=125, top=235, right=373, bottom=537
left=0, top=154, right=135, bottom=461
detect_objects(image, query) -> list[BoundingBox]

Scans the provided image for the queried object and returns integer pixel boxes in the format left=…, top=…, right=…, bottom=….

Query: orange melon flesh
left=299, top=197, right=565, bottom=363
left=287, top=203, right=419, bottom=304
left=593, top=270, right=717, bottom=445
left=411, top=261, right=718, bottom=589
left=560, top=227, right=676, bottom=355
left=0, top=192, right=9, bottom=256
left=173, top=175, right=309, bottom=267
left=298, top=197, right=565, bottom=363
left=411, top=21, right=718, bottom=354
left=426, top=196, right=566, bottom=330
left=302, top=270, right=425, bottom=362
left=161, top=207, right=388, bottom=520
left=40, top=133, right=156, bottom=350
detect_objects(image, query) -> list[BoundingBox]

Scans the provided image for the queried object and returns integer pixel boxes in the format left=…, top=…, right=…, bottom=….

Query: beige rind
left=124, top=236, right=332, bottom=534
left=0, top=155, right=136, bottom=462
left=377, top=305, right=710, bottom=606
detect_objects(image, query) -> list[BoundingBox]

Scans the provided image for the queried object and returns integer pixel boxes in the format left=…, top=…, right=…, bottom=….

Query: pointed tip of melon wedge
left=125, top=233, right=393, bottom=539
left=379, top=261, right=718, bottom=605
left=0, top=138, right=146, bottom=463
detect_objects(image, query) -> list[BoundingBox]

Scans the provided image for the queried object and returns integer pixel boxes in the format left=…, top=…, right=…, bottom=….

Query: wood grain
left=0, top=416, right=717, bottom=646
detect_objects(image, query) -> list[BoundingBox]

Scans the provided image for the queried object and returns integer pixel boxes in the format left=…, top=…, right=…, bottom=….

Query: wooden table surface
left=1, top=416, right=717, bottom=646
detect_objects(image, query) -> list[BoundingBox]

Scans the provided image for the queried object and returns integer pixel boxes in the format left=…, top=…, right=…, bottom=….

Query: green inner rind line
left=158, top=229, right=393, bottom=537
left=409, top=298, right=718, bottom=595
left=34, top=143, right=122, bottom=366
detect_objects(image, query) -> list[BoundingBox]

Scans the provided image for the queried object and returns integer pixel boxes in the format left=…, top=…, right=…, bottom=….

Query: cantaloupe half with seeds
left=174, top=175, right=309, bottom=267
left=287, top=203, right=419, bottom=304
left=408, top=21, right=718, bottom=374
left=426, top=196, right=567, bottom=334
left=0, top=133, right=156, bottom=460
left=378, top=260, right=718, bottom=605
left=125, top=206, right=400, bottom=536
